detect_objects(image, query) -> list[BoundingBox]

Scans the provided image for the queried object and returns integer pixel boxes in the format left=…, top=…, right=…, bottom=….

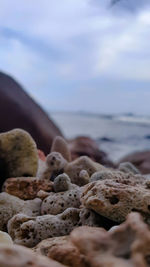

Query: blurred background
left=1, top=0, right=150, bottom=166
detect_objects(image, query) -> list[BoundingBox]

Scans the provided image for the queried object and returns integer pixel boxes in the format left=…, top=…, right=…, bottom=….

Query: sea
left=50, top=112, right=150, bottom=164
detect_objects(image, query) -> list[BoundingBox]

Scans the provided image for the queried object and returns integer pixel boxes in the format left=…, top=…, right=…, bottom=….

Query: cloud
left=0, top=0, right=150, bottom=114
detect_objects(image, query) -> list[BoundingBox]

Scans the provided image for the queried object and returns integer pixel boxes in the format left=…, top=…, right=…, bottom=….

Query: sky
left=1, top=0, right=150, bottom=115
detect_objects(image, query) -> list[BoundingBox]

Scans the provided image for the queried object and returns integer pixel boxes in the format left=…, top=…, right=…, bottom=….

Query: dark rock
left=0, top=72, right=62, bottom=154
left=68, top=136, right=114, bottom=167
left=98, top=137, right=114, bottom=142
left=119, top=150, right=150, bottom=174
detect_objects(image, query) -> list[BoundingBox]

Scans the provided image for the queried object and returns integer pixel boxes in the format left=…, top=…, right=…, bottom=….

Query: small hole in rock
left=23, top=173, right=30, bottom=177
left=109, top=196, right=119, bottom=205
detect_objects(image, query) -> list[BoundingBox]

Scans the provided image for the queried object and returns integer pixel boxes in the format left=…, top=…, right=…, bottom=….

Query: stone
left=40, top=152, right=106, bottom=186
left=40, top=152, right=67, bottom=182
left=119, top=150, right=150, bottom=174
left=70, top=212, right=150, bottom=267
left=41, top=186, right=81, bottom=215
left=33, top=236, right=87, bottom=267
left=3, top=177, right=53, bottom=200
left=0, top=129, right=38, bottom=188
left=51, top=136, right=71, bottom=162
left=0, top=192, right=41, bottom=230
left=118, top=162, right=141, bottom=174
left=90, top=170, right=148, bottom=187
left=0, top=244, right=65, bottom=267
left=53, top=173, right=72, bottom=192
left=79, top=207, right=118, bottom=230
left=79, top=170, right=90, bottom=184
left=79, top=208, right=104, bottom=227
left=64, top=156, right=106, bottom=186
left=0, top=72, right=63, bottom=155
left=81, top=180, right=150, bottom=223
left=0, top=231, right=13, bottom=246
left=8, top=208, right=80, bottom=247
left=68, top=136, right=114, bottom=167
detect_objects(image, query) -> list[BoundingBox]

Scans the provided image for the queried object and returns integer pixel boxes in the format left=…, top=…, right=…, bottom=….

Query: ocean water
left=50, top=112, right=150, bottom=163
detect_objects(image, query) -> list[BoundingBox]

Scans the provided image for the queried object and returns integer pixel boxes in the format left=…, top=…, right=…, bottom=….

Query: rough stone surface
left=33, top=236, right=87, bottom=267
left=0, top=192, right=41, bottom=230
left=41, top=187, right=81, bottom=215
left=0, top=129, right=38, bottom=188
left=81, top=180, right=150, bottom=223
left=40, top=152, right=67, bottom=182
left=79, top=208, right=104, bottom=227
left=90, top=170, right=148, bottom=187
left=8, top=208, right=80, bottom=247
left=51, top=136, right=71, bottom=162
left=53, top=173, right=73, bottom=192
left=71, top=212, right=150, bottom=267
left=0, top=72, right=63, bottom=155
left=64, top=156, right=106, bottom=186
left=0, top=244, right=65, bottom=267
left=3, top=177, right=53, bottom=200
left=40, top=152, right=106, bottom=186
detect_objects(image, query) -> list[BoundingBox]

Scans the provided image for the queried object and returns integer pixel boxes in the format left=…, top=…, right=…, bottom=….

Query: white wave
left=114, top=115, right=150, bottom=125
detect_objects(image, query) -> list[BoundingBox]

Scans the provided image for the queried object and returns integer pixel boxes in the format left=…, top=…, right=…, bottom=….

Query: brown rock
left=51, top=136, right=71, bottom=162
left=0, top=72, right=62, bottom=155
left=0, top=244, right=65, bottom=267
left=68, top=136, right=114, bottom=167
left=70, top=213, right=150, bottom=267
left=33, top=236, right=87, bottom=267
left=3, top=177, right=53, bottom=200
left=119, top=150, right=150, bottom=174
left=81, top=180, right=150, bottom=223
left=0, top=129, right=38, bottom=188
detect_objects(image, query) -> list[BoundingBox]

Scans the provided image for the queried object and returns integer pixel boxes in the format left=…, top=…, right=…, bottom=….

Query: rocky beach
left=0, top=72, right=150, bottom=266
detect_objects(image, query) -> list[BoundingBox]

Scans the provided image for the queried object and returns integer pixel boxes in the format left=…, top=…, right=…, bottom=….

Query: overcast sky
left=1, top=0, right=150, bottom=115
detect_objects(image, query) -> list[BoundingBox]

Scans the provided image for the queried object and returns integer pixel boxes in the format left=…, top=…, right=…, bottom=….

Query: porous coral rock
left=40, top=150, right=106, bottom=186
left=79, top=208, right=118, bottom=230
left=0, top=244, right=65, bottom=267
left=0, top=192, right=41, bottom=230
left=81, top=180, right=150, bottom=223
left=0, top=129, right=38, bottom=187
left=3, top=177, right=53, bottom=200
left=51, top=136, right=71, bottom=162
left=53, top=173, right=75, bottom=192
left=79, top=170, right=90, bottom=184
left=8, top=208, right=80, bottom=247
left=64, top=156, right=106, bottom=186
left=40, top=152, right=67, bottom=181
left=33, top=236, right=87, bottom=267
left=90, top=169, right=148, bottom=187
left=70, top=212, right=150, bottom=267
left=41, top=186, right=81, bottom=215
left=79, top=208, right=104, bottom=227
